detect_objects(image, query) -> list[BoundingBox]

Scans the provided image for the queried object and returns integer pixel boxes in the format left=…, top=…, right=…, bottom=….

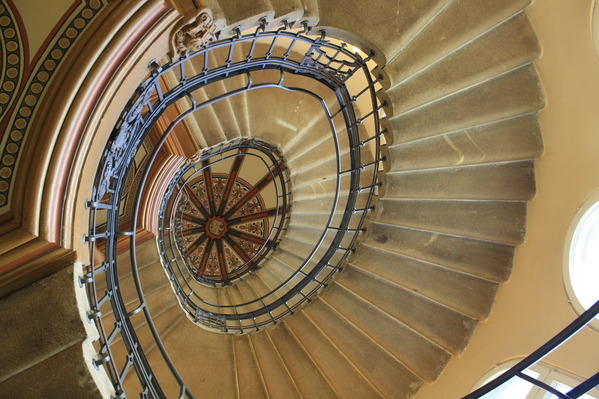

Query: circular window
left=564, top=189, right=599, bottom=330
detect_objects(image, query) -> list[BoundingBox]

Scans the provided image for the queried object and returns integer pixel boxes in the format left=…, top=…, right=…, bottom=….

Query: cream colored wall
left=415, top=1, right=599, bottom=397
left=14, top=0, right=73, bottom=58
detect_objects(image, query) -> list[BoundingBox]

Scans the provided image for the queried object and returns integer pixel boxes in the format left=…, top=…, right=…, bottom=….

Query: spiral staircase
left=0, top=0, right=546, bottom=398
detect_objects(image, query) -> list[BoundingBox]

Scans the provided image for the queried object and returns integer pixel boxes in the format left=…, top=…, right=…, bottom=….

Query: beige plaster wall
left=416, top=0, right=599, bottom=397
left=14, top=0, right=73, bottom=58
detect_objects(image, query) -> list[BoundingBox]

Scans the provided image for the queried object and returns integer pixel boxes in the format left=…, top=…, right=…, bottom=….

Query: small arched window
left=563, top=190, right=599, bottom=331
left=474, top=361, right=599, bottom=398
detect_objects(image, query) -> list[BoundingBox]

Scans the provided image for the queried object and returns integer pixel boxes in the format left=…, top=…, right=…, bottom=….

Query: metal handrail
left=83, top=22, right=386, bottom=397
left=464, top=299, right=599, bottom=399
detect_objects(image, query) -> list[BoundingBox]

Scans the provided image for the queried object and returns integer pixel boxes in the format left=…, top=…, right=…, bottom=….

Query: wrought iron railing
left=82, top=20, right=386, bottom=398
left=464, top=300, right=599, bottom=399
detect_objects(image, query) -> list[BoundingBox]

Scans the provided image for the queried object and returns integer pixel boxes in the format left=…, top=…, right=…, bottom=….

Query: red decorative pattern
left=175, top=171, right=275, bottom=284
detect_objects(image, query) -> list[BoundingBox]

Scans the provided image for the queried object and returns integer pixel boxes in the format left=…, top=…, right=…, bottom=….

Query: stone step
left=377, top=198, right=527, bottom=245
left=388, top=63, right=544, bottom=145
left=233, top=334, right=268, bottom=399
left=244, top=80, right=335, bottom=152
left=317, top=0, right=451, bottom=63
left=387, top=113, right=543, bottom=172
left=338, top=264, right=477, bottom=354
left=303, top=297, right=423, bottom=399
left=352, top=244, right=498, bottom=319
left=282, top=225, right=356, bottom=257
left=292, top=191, right=374, bottom=215
left=382, top=0, right=533, bottom=87
left=292, top=167, right=377, bottom=200
left=214, top=0, right=274, bottom=37
left=267, top=0, right=304, bottom=28
left=384, top=161, right=536, bottom=201
left=110, top=302, right=185, bottom=380
left=248, top=330, right=301, bottom=398
left=289, top=140, right=377, bottom=181
left=284, top=311, right=383, bottom=398
left=150, top=318, right=236, bottom=397
left=388, top=12, right=540, bottom=116
left=320, top=282, right=451, bottom=383
left=290, top=211, right=371, bottom=231
left=365, top=222, right=514, bottom=283
left=297, top=0, right=318, bottom=26
left=266, top=322, right=338, bottom=398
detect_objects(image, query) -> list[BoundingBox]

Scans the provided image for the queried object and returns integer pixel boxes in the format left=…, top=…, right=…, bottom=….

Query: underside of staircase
left=0, top=0, right=545, bottom=398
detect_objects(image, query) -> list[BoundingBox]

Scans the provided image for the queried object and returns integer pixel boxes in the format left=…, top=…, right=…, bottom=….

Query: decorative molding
left=0, top=0, right=107, bottom=212
left=0, top=0, right=25, bottom=123
left=170, top=7, right=215, bottom=58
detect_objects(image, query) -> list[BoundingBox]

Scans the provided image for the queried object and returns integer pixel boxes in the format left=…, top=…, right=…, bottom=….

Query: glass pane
left=542, top=382, right=598, bottom=399
left=481, top=370, right=540, bottom=399
left=570, top=202, right=599, bottom=318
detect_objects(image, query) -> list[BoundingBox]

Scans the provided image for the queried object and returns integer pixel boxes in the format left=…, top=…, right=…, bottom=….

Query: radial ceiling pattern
left=173, top=141, right=289, bottom=285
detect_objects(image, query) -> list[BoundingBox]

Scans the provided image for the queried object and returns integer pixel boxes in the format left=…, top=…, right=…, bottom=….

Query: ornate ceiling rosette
left=169, top=139, right=290, bottom=286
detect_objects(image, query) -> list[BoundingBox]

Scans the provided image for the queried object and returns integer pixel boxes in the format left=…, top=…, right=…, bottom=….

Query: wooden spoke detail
left=202, top=161, right=217, bottom=215
left=228, top=206, right=287, bottom=226
left=228, top=228, right=268, bottom=246
left=224, top=161, right=286, bottom=219
left=217, top=148, right=248, bottom=215
left=181, top=226, right=205, bottom=237
left=224, top=235, right=251, bottom=263
left=186, top=233, right=208, bottom=255
left=182, top=213, right=205, bottom=225
left=197, top=238, right=215, bottom=276
left=180, top=184, right=210, bottom=219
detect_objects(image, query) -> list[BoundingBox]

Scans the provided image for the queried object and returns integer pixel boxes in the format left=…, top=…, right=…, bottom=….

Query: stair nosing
left=318, top=293, right=426, bottom=384
left=390, top=9, right=530, bottom=88
left=389, top=110, right=539, bottom=147
left=279, top=320, right=342, bottom=398
left=391, top=62, right=539, bottom=119
left=385, top=159, right=534, bottom=175
left=359, top=240, right=502, bottom=285
left=299, top=309, right=386, bottom=398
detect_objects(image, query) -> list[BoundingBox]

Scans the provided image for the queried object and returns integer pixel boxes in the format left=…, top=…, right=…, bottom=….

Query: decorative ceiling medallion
left=169, top=138, right=290, bottom=286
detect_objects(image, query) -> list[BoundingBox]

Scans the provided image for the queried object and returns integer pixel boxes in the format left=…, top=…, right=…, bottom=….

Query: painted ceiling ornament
left=172, top=8, right=216, bottom=57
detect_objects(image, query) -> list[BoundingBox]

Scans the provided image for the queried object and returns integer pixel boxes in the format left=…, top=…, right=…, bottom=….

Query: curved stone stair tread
left=290, top=150, right=374, bottom=188
left=279, top=226, right=356, bottom=261
left=388, top=113, right=543, bottom=172
left=377, top=198, right=527, bottom=246
left=384, top=160, right=536, bottom=201
left=265, top=321, right=339, bottom=398
left=302, top=298, right=423, bottom=399
left=284, top=311, right=384, bottom=398
left=388, top=12, right=540, bottom=115
left=351, top=243, right=498, bottom=320
left=291, top=191, right=373, bottom=216
left=388, top=63, right=544, bottom=146
left=336, top=264, right=477, bottom=355
left=244, top=86, right=330, bottom=148
left=366, top=222, right=514, bottom=283
left=290, top=137, right=377, bottom=173
left=317, top=0, right=452, bottom=64
left=145, top=318, right=237, bottom=398
left=93, top=239, right=161, bottom=292
left=290, top=211, right=371, bottom=232
left=108, top=302, right=186, bottom=381
left=233, top=334, right=269, bottom=399
left=320, top=282, right=451, bottom=383
left=247, top=331, right=302, bottom=398
left=292, top=172, right=358, bottom=201
left=381, top=0, right=533, bottom=87
left=212, top=0, right=274, bottom=36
